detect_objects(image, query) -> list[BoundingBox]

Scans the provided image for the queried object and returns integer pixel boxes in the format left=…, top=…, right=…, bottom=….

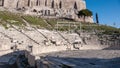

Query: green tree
left=78, top=9, right=93, bottom=22
left=96, top=13, right=99, bottom=24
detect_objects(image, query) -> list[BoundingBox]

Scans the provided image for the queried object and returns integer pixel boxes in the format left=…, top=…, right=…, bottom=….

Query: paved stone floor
left=40, top=50, right=120, bottom=68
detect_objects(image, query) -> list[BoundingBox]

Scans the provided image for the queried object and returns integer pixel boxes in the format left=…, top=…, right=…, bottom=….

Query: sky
left=86, top=0, right=120, bottom=28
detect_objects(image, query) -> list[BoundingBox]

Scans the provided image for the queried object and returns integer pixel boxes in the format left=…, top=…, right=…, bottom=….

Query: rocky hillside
left=0, top=11, right=120, bottom=50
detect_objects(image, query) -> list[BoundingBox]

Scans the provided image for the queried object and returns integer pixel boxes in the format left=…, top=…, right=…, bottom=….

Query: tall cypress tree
left=96, top=13, right=99, bottom=24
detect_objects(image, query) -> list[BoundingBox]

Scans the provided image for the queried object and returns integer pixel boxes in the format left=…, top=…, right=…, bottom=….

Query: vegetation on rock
left=78, top=9, right=93, bottom=22
left=0, top=11, right=119, bottom=35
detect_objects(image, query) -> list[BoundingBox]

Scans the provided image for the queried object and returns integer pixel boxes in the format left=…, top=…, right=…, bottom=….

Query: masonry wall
left=0, top=0, right=3, bottom=6
left=2, top=0, right=86, bottom=11
left=1, top=0, right=93, bottom=23
left=4, top=0, right=17, bottom=8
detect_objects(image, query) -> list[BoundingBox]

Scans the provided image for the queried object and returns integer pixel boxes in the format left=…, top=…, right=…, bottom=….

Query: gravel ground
left=40, top=50, right=120, bottom=68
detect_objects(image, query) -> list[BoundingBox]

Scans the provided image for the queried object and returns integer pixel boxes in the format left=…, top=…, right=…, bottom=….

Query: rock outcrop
left=0, top=0, right=93, bottom=22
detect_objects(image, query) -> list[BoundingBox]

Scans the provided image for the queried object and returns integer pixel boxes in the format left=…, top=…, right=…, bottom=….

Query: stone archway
left=74, top=2, right=77, bottom=10
left=59, top=1, right=62, bottom=9
left=51, top=0, right=54, bottom=8
left=0, top=0, right=4, bottom=6
left=28, top=0, right=30, bottom=7
left=45, top=0, right=47, bottom=6
left=36, top=0, right=39, bottom=6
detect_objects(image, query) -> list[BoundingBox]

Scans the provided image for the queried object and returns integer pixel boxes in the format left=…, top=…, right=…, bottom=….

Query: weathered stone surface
left=0, top=0, right=93, bottom=22
left=0, top=0, right=86, bottom=9
left=39, top=50, right=120, bottom=68
left=0, top=0, right=3, bottom=6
